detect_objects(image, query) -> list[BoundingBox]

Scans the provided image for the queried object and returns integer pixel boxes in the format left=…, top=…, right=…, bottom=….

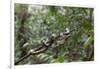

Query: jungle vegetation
left=14, top=4, right=94, bottom=65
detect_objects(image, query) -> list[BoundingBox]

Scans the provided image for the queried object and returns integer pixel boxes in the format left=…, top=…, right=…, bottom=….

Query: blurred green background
left=14, top=4, right=94, bottom=65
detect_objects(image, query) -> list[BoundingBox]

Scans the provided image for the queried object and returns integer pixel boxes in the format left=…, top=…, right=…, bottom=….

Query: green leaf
left=57, top=56, right=64, bottom=63
left=84, top=35, right=93, bottom=49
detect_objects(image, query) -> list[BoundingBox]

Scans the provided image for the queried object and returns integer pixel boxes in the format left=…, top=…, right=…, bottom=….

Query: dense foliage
left=15, top=4, right=94, bottom=65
